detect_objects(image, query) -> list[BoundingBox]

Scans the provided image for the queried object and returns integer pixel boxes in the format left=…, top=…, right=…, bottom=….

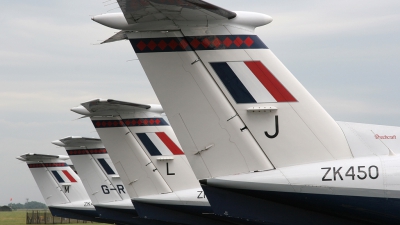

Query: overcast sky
left=1, top=0, right=400, bottom=206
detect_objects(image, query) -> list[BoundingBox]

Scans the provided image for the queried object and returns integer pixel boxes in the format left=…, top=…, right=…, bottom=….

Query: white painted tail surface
left=119, top=16, right=353, bottom=178
left=72, top=99, right=213, bottom=211
left=52, top=137, right=132, bottom=207
left=71, top=99, right=200, bottom=195
left=92, top=118, right=173, bottom=199
left=115, top=109, right=200, bottom=193
left=17, top=154, right=91, bottom=207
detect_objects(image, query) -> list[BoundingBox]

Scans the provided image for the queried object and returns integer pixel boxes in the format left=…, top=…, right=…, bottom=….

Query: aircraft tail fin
left=18, top=154, right=90, bottom=206
left=72, top=99, right=173, bottom=198
left=72, top=99, right=201, bottom=195
left=93, top=4, right=353, bottom=179
left=52, top=137, right=131, bottom=205
left=124, top=30, right=354, bottom=170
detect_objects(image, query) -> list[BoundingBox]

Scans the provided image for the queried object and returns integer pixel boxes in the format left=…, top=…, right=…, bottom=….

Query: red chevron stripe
left=62, top=170, right=77, bottom=182
left=245, top=61, right=297, bottom=102
left=155, top=132, right=184, bottom=155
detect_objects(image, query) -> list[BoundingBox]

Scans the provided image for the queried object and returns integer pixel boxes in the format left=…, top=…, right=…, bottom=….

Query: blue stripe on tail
left=136, top=133, right=162, bottom=156
left=210, top=62, right=256, bottom=104
left=97, top=159, right=115, bottom=175
left=52, top=171, right=65, bottom=183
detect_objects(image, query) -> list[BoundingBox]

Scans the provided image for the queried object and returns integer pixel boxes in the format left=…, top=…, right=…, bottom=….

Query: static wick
left=191, top=59, right=200, bottom=65
left=227, top=114, right=238, bottom=122
left=107, top=7, right=120, bottom=12
left=127, top=59, right=139, bottom=62
left=104, top=2, right=117, bottom=6
left=128, top=179, right=138, bottom=185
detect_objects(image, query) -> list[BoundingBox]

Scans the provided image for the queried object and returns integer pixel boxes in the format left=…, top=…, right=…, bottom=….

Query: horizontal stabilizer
left=52, top=136, right=103, bottom=149
left=18, top=153, right=69, bottom=162
left=71, top=98, right=159, bottom=116
left=93, top=11, right=271, bottom=33
left=117, top=0, right=236, bottom=25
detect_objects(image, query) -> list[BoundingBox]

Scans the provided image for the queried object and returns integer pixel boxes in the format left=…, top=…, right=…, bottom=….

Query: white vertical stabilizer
left=125, top=29, right=353, bottom=171
left=17, top=154, right=92, bottom=208
left=71, top=99, right=203, bottom=201
left=52, top=137, right=133, bottom=209
left=92, top=8, right=353, bottom=179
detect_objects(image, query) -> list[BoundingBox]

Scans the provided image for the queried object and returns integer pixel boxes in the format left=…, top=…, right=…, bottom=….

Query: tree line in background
left=2, top=201, right=47, bottom=210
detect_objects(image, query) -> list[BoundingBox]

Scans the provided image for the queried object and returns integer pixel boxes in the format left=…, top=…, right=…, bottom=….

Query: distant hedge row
left=0, top=206, right=12, bottom=211
left=7, top=201, right=47, bottom=210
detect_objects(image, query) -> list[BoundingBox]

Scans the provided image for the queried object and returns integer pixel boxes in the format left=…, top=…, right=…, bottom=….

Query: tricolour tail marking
left=137, top=132, right=184, bottom=156
left=52, top=170, right=77, bottom=183
left=211, top=61, right=296, bottom=103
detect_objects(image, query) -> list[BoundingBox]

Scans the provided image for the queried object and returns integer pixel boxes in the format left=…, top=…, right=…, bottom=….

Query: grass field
left=0, top=211, right=25, bottom=225
left=0, top=211, right=109, bottom=225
